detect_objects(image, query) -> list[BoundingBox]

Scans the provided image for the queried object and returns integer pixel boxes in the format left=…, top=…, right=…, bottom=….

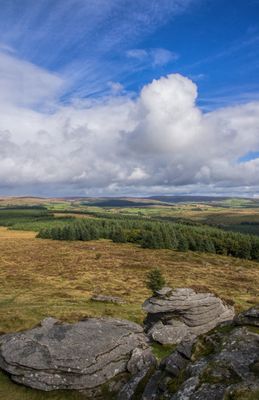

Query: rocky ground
left=0, top=288, right=258, bottom=399
left=142, top=307, right=259, bottom=399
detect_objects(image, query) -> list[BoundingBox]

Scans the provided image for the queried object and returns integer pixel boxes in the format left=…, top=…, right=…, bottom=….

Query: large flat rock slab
left=0, top=317, right=155, bottom=394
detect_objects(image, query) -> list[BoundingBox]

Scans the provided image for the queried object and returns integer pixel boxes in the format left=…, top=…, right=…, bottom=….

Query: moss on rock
left=200, top=361, right=240, bottom=386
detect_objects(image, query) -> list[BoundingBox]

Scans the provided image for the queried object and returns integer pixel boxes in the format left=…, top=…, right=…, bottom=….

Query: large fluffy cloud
left=1, top=52, right=259, bottom=196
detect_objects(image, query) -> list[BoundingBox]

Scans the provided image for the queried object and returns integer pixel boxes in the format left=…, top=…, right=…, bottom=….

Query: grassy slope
left=0, top=227, right=258, bottom=333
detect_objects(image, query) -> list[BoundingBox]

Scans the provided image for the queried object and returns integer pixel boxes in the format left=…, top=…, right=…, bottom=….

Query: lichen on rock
left=143, top=287, right=235, bottom=345
left=0, top=317, right=156, bottom=396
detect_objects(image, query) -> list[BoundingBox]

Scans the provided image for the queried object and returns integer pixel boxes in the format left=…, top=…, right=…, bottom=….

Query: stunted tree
left=146, top=267, right=166, bottom=295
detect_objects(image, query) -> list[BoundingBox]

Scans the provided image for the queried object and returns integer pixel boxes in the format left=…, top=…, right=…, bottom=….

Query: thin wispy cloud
left=0, top=0, right=194, bottom=99
left=127, top=48, right=179, bottom=67
left=188, top=34, right=259, bottom=70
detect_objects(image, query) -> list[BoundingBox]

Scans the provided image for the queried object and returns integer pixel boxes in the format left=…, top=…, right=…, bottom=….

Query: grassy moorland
left=0, top=197, right=258, bottom=399
left=0, top=227, right=258, bottom=333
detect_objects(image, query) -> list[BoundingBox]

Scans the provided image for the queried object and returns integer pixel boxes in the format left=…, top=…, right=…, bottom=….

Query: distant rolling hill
left=0, top=195, right=257, bottom=208
left=80, top=196, right=248, bottom=207
left=148, top=195, right=231, bottom=203
left=81, top=198, right=161, bottom=207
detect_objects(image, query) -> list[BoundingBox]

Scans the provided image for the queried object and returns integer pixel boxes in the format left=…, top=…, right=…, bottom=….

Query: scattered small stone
left=91, top=294, right=125, bottom=304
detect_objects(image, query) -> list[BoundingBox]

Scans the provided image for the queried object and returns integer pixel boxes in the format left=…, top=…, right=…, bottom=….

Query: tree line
left=36, top=217, right=259, bottom=261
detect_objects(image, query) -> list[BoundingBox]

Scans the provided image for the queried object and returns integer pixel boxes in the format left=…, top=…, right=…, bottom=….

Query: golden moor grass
left=0, top=227, right=258, bottom=333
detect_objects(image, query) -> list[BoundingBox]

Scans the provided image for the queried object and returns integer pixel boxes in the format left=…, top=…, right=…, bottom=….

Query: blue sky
left=1, top=0, right=258, bottom=108
left=0, top=0, right=259, bottom=196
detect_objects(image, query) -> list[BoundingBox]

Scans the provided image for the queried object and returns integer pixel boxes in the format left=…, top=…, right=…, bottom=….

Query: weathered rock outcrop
left=143, top=287, right=234, bottom=344
left=142, top=306, right=259, bottom=400
left=0, top=295, right=257, bottom=400
left=0, top=317, right=155, bottom=397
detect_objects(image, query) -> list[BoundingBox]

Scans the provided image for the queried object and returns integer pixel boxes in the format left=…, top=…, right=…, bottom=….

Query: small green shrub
left=146, top=267, right=166, bottom=294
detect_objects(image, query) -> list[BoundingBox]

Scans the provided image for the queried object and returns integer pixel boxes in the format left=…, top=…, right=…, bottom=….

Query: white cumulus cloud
left=0, top=52, right=259, bottom=196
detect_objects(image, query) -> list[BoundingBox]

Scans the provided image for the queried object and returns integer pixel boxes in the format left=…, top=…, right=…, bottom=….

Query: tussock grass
left=0, top=227, right=258, bottom=333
